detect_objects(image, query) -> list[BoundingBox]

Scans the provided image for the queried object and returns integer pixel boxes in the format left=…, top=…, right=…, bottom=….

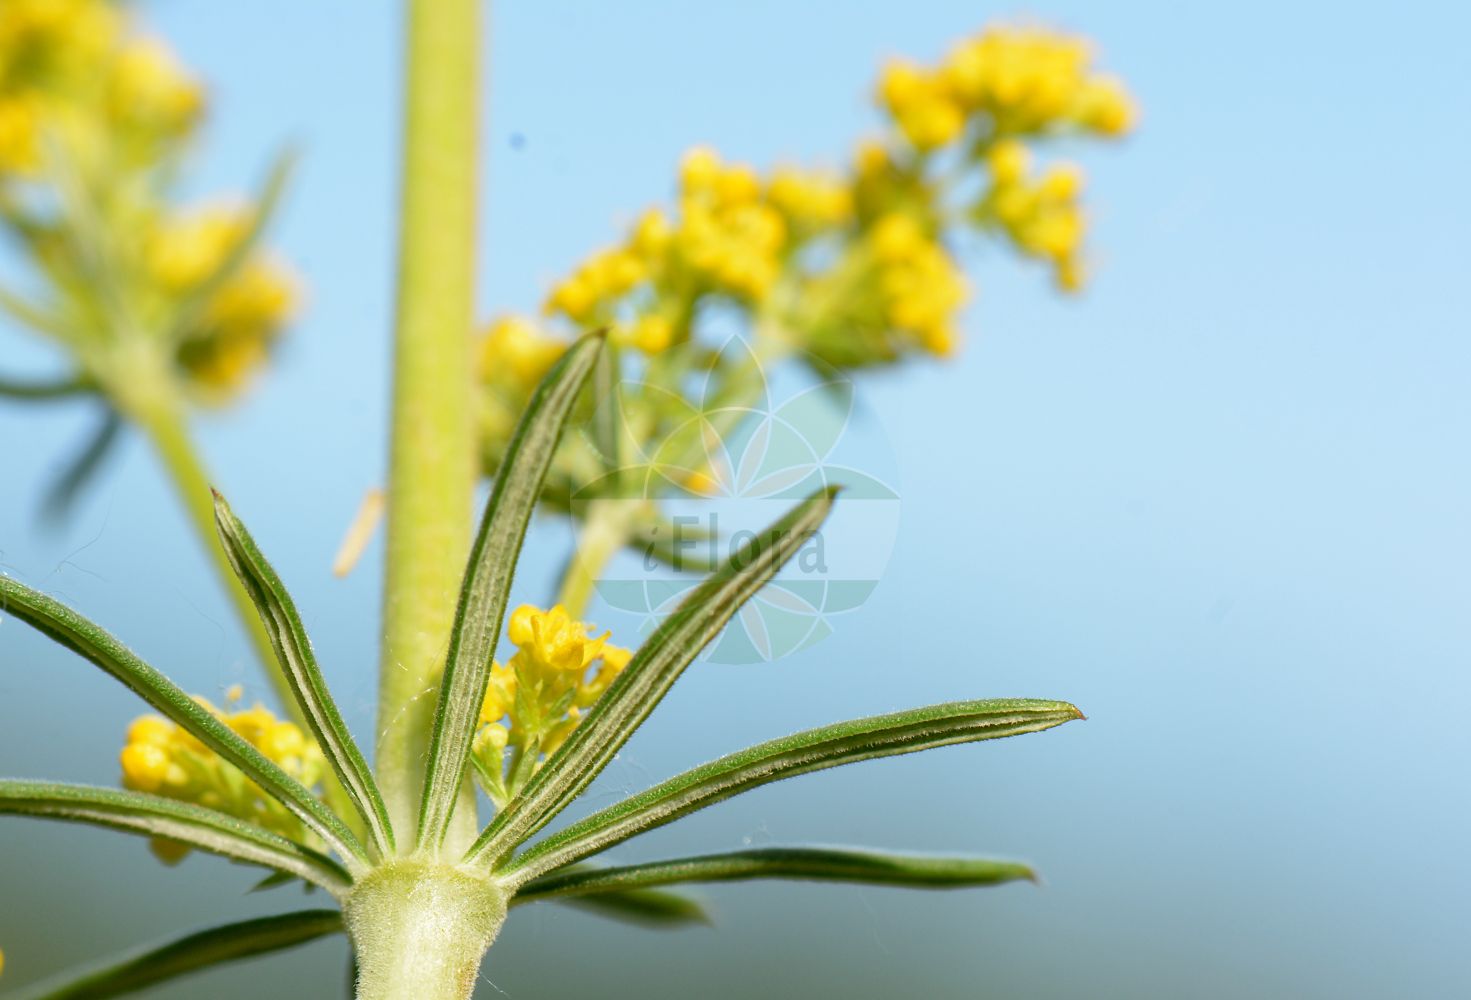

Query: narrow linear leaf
left=212, top=491, right=395, bottom=859
left=415, top=333, right=604, bottom=851
left=503, top=698, right=1082, bottom=882
left=0, top=371, right=92, bottom=401
left=249, top=870, right=300, bottom=893
left=635, top=519, right=722, bottom=575
left=591, top=339, right=623, bottom=479
left=6, top=909, right=343, bottom=1000
left=517, top=882, right=711, bottom=929
left=466, top=486, right=838, bottom=868
left=0, top=577, right=369, bottom=869
left=0, top=782, right=352, bottom=893
left=41, top=409, right=121, bottom=523
left=515, top=847, right=1034, bottom=903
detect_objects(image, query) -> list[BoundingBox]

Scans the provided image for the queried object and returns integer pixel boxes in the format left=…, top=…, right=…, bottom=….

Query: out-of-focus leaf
left=6, top=909, right=343, bottom=1000
left=40, top=409, right=121, bottom=523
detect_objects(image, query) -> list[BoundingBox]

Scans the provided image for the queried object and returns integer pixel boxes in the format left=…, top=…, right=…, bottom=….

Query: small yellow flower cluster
left=671, top=146, right=788, bottom=300
left=545, top=246, right=647, bottom=325
left=145, top=205, right=250, bottom=291
left=473, top=23, right=1132, bottom=485
left=146, top=204, right=301, bottom=401
left=119, top=688, right=325, bottom=863
left=766, top=165, right=854, bottom=232
left=542, top=147, right=826, bottom=355
left=478, top=315, right=566, bottom=387
left=105, top=37, right=203, bottom=142
left=473, top=315, right=570, bottom=445
left=983, top=140, right=1088, bottom=290
left=870, top=26, right=1133, bottom=295
left=869, top=213, right=969, bottom=357
left=877, top=25, right=1136, bottom=149
left=472, top=605, right=631, bottom=804
left=0, top=0, right=201, bottom=175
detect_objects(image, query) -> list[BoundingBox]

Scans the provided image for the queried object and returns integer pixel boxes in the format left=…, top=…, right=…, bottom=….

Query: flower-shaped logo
left=572, top=336, right=900, bottom=664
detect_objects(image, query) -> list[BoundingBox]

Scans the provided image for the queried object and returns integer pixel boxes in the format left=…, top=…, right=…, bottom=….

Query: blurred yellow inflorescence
left=471, top=605, right=631, bottom=805
left=0, top=0, right=300, bottom=406
left=877, top=26, right=1135, bottom=147
left=0, top=0, right=199, bottom=172
left=475, top=21, right=1133, bottom=409
left=119, top=687, right=326, bottom=864
left=472, top=24, right=1133, bottom=500
left=147, top=204, right=301, bottom=400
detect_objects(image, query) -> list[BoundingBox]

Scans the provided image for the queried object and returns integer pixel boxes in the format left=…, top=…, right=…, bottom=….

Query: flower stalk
left=375, top=0, right=482, bottom=846
left=111, top=340, right=301, bottom=719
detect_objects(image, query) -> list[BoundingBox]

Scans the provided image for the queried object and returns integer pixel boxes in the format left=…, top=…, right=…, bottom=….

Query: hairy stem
left=344, top=861, right=508, bottom=1000
left=375, top=0, right=482, bottom=847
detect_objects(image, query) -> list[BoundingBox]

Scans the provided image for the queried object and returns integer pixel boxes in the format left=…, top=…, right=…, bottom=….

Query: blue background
left=2, top=2, right=1469, bottom=997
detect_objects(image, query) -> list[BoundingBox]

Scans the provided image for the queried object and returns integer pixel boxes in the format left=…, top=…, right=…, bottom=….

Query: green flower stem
left=375, top=0, right=482, bottom=848
left=125, top=371, right=363, bottom=834
left=557, top=498, right=651, bottom=619
left=128, top=376, right=295, bottom=717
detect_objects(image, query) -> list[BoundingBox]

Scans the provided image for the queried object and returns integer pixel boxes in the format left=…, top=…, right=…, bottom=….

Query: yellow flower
left=478, top=662, right=518, bottom=724
left=871, top=213, right=928, bottom=263
left=767, top=166, right=853, bottom=229
left=176, top=257, right=300, bottom=400
left=119, top=742, right=172, bottom=793
left=0, top=0, right=119, bottom=91
left=623, top=313, right=673, bottom=354
left=508, top=603, right=607, bottom=676
left=471, top=605, right=633, bottom=801
left=118, top=697, right=327, bottom=864
left=146, top=205, right=252, bottom=292
left=631, top=207, right=673, bottom=258
left=203, top=258, right=299, bottom=332
left=0, top=95, right=42, bottom=173
left=544, top=247, right=647, bottom=323
left=478, top=316, right=565, bottom=387
left=1075, top=75, right=1137, bottom=136
left=678, top=145, right=722, bottom=196
left=865, top=213, right=968, bottom=356
left=884, top=26, right=1134, bottom=144
left=877, top=59, right=965, bottom=151
left=986, top=139, right=1030, bottom=185
left=107, top=36, right=204, bottom=138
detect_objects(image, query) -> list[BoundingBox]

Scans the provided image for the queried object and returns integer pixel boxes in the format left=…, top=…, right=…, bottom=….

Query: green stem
left=130, top=381, right=296, bottom=717
left=557, top=499, right=650, bottom=620
left=127, top=367, right=362, bottom=832
left=344, top=861, right=508, bottom=1000
left=375, top=0, right=482, bottom=848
